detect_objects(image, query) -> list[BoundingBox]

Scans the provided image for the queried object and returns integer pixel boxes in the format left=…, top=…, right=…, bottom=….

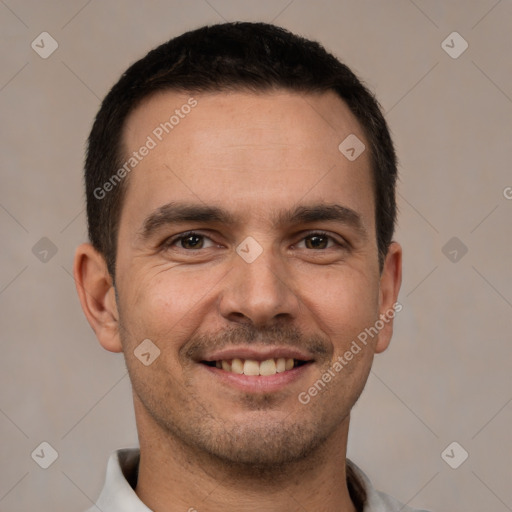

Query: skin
left=74, top=90, right=402, bottom=512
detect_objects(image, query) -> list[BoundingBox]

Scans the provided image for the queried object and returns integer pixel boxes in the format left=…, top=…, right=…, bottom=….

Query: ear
left=374, top=242, right=402, bottom=354
left=73, top=243, right=122, bottom=353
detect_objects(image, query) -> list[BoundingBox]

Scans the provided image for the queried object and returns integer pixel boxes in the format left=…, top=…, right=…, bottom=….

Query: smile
left=202, top=358, right=308, bottom=376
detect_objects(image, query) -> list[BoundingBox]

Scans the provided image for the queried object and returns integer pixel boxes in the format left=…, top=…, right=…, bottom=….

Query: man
left=74, top=22, right=429, bottom=512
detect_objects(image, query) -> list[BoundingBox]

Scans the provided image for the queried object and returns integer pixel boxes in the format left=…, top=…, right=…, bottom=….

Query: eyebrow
left=276, top=204, right=366, bottom=238
left=136, top=201, right=367, bottom=242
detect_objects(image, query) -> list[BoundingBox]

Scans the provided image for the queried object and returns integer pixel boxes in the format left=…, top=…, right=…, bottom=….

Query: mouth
left=201, top=357, right=309, bottom=376
left=197, top=346, right=315, bottom=393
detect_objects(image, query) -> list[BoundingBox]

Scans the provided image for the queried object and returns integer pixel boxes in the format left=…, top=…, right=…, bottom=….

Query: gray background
left=1, top=1, right=511, bottom=511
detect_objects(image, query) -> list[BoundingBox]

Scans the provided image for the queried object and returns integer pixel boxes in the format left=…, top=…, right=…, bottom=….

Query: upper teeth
left=215, top=358, right=295, bottom=376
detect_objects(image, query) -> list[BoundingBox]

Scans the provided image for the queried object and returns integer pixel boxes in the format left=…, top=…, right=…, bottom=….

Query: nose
left=218, top=245, right=301, bottom=327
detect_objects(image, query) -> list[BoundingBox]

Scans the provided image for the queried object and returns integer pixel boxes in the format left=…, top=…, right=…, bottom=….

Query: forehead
left=119, top=89, right=374, bottom=233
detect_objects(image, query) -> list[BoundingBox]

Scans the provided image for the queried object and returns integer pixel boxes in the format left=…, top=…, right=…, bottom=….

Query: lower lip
left=201, top=363, right=313, bottom=393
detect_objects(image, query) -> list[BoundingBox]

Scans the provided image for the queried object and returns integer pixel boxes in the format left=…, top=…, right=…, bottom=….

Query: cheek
left=122, top=266, right=221, bottom=345
left=296, top=266, right=380, bottom=362
left=118, top=271, right=208, bottom=398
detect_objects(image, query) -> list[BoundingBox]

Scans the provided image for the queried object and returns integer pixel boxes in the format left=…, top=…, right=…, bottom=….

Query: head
left=75, top=22, right=401, bottom=471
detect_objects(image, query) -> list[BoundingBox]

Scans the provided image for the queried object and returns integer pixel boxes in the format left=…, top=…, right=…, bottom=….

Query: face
left=107, top=90, right=400, bottom=467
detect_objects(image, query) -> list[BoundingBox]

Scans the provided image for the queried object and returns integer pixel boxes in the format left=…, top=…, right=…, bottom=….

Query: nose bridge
left=220, top=240, right=298, bottom=325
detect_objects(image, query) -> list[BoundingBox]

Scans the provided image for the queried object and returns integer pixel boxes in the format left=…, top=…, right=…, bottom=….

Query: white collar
left=87, top=448, right=429, bottom=512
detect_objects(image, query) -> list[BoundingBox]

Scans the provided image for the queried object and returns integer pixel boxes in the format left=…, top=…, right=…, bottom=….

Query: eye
left=163, top=231, right=216, bottom=250
left=295, top=232, right=344, bottom=250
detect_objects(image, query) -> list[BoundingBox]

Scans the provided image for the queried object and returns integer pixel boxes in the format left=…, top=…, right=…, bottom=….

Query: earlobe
left=375, top=242, right=402, bottom=354
left=73, top=243, right=123, bottom=353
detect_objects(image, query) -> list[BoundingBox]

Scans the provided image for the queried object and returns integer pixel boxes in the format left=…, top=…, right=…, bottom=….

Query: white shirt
left=86, top=448, right=431, bottom=512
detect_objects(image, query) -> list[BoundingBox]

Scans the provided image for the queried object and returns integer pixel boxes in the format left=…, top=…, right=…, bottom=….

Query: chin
left=190, top=416, right=330, bottom=470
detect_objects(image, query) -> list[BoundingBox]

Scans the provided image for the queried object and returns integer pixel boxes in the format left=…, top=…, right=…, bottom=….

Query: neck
left=134, top=400, right=358, bottom=512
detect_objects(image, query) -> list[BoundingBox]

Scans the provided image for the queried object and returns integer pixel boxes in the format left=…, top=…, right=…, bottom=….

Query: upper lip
left=200, top=346, right=314, bottom=362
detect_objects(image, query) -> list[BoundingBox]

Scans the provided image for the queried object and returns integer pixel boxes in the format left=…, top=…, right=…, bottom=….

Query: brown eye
left=180, top=234, right=204, bottom=249
left=304, top=234, right=330, bottom=250
left=163, top=231, right=216, bottom=251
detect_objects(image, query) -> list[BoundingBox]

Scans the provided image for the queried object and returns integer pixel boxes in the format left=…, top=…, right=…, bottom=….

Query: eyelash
left=161, top=230, right=347, bottom=251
